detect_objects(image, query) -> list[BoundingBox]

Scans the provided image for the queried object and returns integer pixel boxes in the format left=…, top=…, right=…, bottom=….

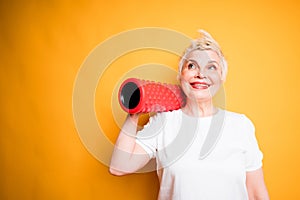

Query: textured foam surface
left=119, top=78, right=186, bottom=114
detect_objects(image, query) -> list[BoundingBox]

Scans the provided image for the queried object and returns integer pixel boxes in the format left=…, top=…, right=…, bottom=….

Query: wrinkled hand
left=128, top=113, right=141, bottom=124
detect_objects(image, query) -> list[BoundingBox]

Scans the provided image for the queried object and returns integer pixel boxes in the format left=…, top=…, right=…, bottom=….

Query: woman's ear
left=220, top=70, right=226, bottom=82
left=177, top=74, right=181, bottom=83
left=221, top=74, right=226, bottom=83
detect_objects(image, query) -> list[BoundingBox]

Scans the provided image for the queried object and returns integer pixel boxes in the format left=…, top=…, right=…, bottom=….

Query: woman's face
left=179, top=50, right=223, bottom=101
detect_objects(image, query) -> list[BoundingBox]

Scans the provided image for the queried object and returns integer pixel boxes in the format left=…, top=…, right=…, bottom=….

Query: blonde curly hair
left=178, top=30, right=228, bottom=80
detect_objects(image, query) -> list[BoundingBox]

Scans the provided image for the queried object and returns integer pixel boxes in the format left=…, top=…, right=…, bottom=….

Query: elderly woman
left=110, top=30, right=269, bottom=200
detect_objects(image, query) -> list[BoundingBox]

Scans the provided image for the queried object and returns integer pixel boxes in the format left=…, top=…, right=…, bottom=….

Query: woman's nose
left=194, top=69, right=206, bottom=79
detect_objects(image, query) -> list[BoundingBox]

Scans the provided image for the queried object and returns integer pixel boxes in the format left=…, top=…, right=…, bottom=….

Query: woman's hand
left=129, top=113, right=140, bottom=123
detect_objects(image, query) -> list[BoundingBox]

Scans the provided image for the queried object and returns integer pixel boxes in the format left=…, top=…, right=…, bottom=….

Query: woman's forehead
left=185, top=49, right=220, bottom=63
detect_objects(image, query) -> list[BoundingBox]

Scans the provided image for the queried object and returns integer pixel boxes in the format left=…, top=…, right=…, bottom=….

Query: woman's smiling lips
left=190, top=81, right=211, bottom=89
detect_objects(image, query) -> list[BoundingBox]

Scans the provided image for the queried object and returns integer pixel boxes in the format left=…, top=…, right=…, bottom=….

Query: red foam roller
left=118, top=78, right=186, bottom=114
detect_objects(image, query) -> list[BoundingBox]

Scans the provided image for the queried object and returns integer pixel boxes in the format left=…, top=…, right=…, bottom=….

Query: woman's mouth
left=190, top=82, right=211, bottom=89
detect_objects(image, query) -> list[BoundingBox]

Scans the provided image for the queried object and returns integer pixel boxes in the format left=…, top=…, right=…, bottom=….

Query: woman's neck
left=182, top=99, right=218, bottom=117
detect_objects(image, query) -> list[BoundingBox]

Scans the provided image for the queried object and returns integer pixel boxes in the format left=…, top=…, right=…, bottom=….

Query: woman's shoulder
left=224, top=109, right=253, bottom=123
left=223, top=109, right=255, bottom=130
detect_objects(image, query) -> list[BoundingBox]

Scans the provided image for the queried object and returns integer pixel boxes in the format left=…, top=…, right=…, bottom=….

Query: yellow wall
left=1, top=0, right=300, bottom=199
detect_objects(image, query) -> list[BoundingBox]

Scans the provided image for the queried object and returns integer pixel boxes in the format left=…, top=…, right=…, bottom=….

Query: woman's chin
left=186, top=90, right=213, bottom=102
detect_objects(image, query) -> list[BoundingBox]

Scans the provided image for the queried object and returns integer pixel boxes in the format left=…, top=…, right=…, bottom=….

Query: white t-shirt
left=136, top=109, right=263, bottom=200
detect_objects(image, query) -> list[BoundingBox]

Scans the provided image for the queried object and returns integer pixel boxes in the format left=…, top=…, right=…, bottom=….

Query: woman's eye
left=208, top=65, right=217, bottom=70
left=187, top=63, right=197, bottom=70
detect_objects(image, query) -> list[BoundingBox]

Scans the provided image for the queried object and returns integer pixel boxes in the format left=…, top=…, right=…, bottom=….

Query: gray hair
left=178, top=30, right=228, bottom=80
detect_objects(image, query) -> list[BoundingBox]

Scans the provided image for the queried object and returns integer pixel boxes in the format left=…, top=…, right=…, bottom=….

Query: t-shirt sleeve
left=135, top=113, right=165, bottom=159
left=242, top=115, right=264, bottom=171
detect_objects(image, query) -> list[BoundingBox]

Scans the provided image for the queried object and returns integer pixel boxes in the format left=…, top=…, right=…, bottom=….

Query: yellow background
left=1, top=0, right=300, bottom=199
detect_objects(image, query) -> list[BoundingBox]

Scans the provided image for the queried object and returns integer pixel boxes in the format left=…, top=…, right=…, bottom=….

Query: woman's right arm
left=109, top=114, right=151, bottom=176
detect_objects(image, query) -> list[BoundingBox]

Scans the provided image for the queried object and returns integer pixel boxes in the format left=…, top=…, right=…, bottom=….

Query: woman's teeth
left=190, top=83, right=210, bottom=89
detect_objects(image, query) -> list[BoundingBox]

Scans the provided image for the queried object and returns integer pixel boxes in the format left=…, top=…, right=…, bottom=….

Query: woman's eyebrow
left=186, top=59, right=197, bottom=62
left=187, top=59, right=219, bottom=65
left=207, top=60, right=218, bottom=63
left=207, top=60, right=220, bottom=66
